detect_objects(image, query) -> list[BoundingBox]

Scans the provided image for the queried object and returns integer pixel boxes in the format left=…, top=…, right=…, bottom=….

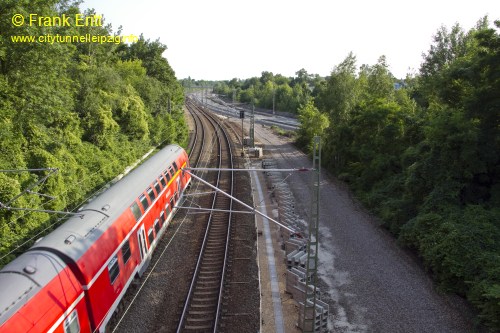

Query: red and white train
left=0, top=144, right=191, bottom=333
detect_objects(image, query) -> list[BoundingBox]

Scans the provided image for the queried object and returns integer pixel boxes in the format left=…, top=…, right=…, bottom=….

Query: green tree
left=297, top=99, right=329, bottom=151
left=0, top=0, right=189, bottom=268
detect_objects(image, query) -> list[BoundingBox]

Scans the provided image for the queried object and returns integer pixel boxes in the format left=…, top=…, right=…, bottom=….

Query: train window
left=139, top=194, right=149, bottom=211
left=130, top=202, right=142, bottom=221
left=163, top=169, right=171, bottom=183
left=175, top=191, right=179, bottom=202
left=64, top=310, right=80, bottom=333
left=173, top=162, right=179, bottom=172
left=154, top=181, right=161, bottom=195
left=154, top=219, right=160, bottom=235
left=165, top=203, right=171, bottom=216
left=122, top=239, right=131, bottom=264
left=147, top=187, right=155, bottom=203
left=148, top=227, right=154, bottom=245
left=108, top=255, right=120, bottom=284
left=160, top=211, right=165, bottom=225
left=170, top=197, right=174, bottom=209
left=159, top=175, right=166, bottom=188
left=168, top=166, right=174, bottom=177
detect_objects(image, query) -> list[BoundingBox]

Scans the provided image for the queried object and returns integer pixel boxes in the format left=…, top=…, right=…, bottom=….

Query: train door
left=137, top=226, right=149, bottom=276
left=176, top=177, right=181, bottom=201
left=137, top=226, right=147, bottom=260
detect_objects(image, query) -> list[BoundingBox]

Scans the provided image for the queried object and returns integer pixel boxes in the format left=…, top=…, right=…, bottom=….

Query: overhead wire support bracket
left=26, top=190, right=56, bottom=200
left=0, top=202, right=85, bottom=218
left=0, top=168, right=58, bottom=173
left=2, top=168, right=59, bottom=206
left=174, top=206, right=254, bottom=215
left=182, top=168, right=299, bottom=234
left=0, top=167, right=83, bottom=218
left=183, top=167, right=313, bottom=172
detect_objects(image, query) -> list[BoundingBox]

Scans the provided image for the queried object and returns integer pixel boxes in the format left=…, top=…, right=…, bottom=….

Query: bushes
left=400, top=205, right=500, bottom=329
left=296, top=19, right=500, bottom=330
left=0, top=1, right=187, bottom=267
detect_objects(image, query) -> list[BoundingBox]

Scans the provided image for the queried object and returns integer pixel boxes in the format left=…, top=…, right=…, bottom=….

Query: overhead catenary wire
left=0, top=168, right=58, bottom=173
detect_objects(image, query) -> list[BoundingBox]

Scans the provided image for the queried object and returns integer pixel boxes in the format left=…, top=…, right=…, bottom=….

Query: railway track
left=187, top=99, right=205, bottom=162
left=179, top=98, right=234, bottom=332
left=109, top=96, right=258, bottom=333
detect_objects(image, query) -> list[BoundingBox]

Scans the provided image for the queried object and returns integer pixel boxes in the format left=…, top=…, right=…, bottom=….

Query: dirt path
left=252, top=123, right=475, bottom=333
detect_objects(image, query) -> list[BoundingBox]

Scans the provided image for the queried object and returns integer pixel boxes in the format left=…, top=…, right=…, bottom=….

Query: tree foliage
left=213, top=69, right=321, bottom=113
left=0, top=1, right=186, bottom=266
left=297, top=18, right=500, bottom=330
left=296, top=99, right=329, bottom=151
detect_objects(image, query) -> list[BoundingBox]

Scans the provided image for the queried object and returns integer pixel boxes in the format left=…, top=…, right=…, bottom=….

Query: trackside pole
left=302, top=136, right=321, bottom=333
left=250, top=104, right=255, bottom=147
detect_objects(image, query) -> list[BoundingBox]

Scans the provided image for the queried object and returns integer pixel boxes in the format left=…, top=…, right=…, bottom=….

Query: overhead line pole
left=250, top=103, right=255, bottom=147
left=302, top=136, right=321, bottom=333
left=240, top=108, right=245, bottom=156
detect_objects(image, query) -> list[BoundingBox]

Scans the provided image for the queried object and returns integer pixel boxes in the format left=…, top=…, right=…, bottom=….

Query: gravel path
left=252, top=124, right=475, bottom=333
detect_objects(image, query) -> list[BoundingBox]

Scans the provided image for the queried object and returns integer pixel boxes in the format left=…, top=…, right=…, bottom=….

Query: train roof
left=0, top=251, right=68, bottom=326
left=30, top=144, right=186, bottom=263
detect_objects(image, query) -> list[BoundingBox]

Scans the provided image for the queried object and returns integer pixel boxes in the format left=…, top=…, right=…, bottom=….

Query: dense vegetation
left=302, top=19, right=499, bottom=330
left=218, top=17, right=499, bottom=331
left=213, top=69, right=322, bottom=113
left=0, top=1, right=186, bottom=266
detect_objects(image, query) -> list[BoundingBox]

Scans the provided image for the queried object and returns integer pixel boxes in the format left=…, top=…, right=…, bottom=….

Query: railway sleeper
left=194, top=289, right=219, bottom=296
left=188, top=310, right=215, bottom=316
left=186, top=316, right=214, bottom=322
left=200, top=262, right=223, bottom=269
left=207, top=234, right=227, bottom=240
left=209, top=223, right=228, bottom=229
left=196, top=286, right=219, bottom=292
left=198, top=270, right=220, bottom=276
left=205, top=242, right=225, bottom=248
left=190, top=303, right=216, bottom=309
left=202, top=254, right=224, bottom=260
left=184, top=324, right=214, bottom=331
left=204, top=249, right=225, bottom=255
left=198, top=271, right=221, bottom=278
left=191, top=297, right=218, bottom=304
left=200, top=261, right=223, bottom=268
left=208, top=224, right=228, bottom=230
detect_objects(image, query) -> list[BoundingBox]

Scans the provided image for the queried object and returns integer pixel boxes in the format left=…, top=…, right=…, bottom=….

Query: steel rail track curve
left=178, top=97, right=234, bottom=332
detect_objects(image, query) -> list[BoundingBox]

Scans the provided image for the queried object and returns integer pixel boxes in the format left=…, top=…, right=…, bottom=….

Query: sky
left=82, top=0, right=499, bottom=81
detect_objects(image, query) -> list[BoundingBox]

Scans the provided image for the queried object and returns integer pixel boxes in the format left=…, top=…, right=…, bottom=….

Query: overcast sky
left=82, top=0, right=499, bottom=80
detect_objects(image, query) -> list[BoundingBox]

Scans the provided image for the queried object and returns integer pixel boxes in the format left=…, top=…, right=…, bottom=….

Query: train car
left=0, top=251, right=92, bottom=333
left=0, top=144, right=191, bottom=333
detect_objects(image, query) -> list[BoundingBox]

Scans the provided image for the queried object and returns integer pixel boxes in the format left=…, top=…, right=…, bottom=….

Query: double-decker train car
left=0, top=144, right=191, bottom=333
